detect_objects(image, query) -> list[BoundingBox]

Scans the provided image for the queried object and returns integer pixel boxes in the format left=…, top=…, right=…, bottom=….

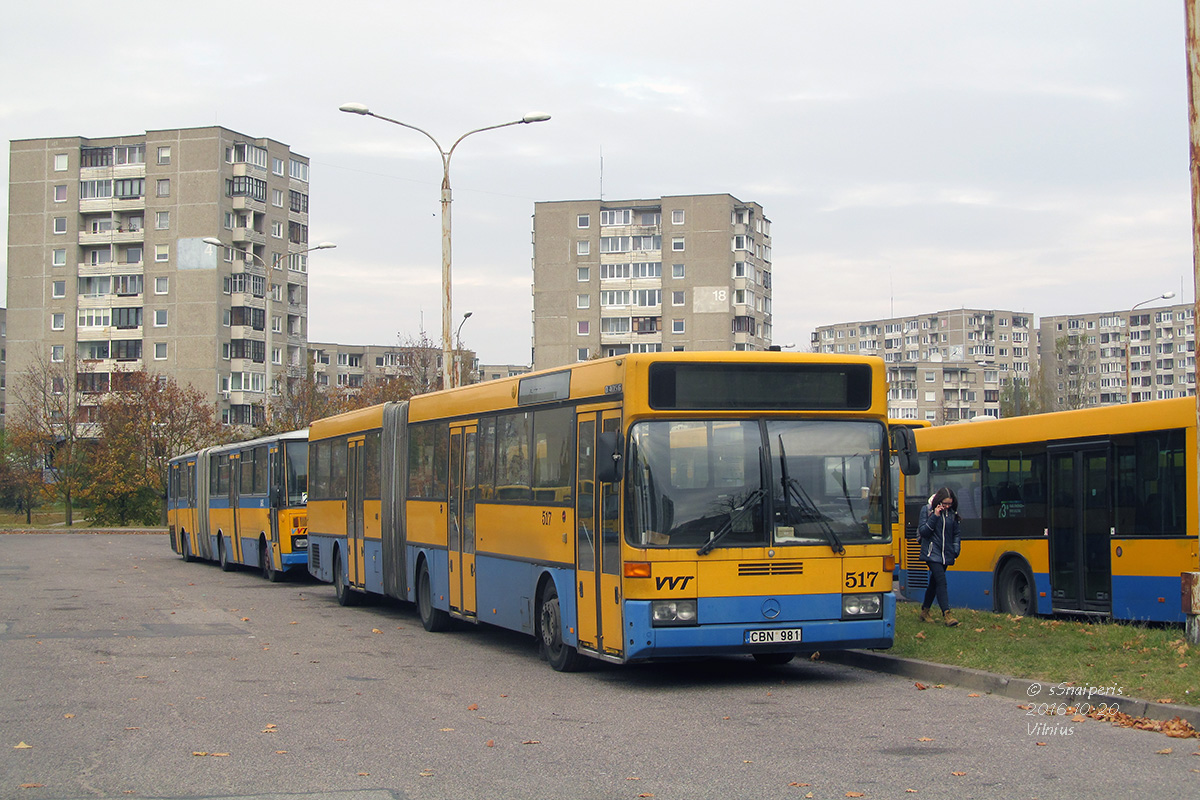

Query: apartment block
left=6, top=127, right=312, bottom=427
left=310, top=342, right=478, bottom=392
left=812, top=309, right=1034, bottom=423
left=531, top=194, right=772, bottom=370
left=1039, top=303, right=1195, bottom=407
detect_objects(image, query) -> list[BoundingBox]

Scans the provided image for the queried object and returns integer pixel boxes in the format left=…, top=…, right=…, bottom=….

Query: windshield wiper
left=697, top=487, right=766, bottom=556
left=778, top=436, right=845, bottom=555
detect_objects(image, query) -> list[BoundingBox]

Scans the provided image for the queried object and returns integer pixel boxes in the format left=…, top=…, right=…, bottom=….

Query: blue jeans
left=922, top=561, right=950, bottom=613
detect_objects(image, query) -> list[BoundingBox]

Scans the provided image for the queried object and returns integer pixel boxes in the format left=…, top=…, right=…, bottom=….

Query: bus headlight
left=841, top=593, right=883, bottom=620
left=291, top=535, right=308, bottom=551
left=651, top=599, right=698, bottom=626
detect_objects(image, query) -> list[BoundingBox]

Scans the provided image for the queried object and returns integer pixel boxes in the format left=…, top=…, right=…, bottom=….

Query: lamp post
left=454, top=311, right=473, bottom=387
left=1125, top=291, right=1175, bottom=404
left=338, top=102, right=550, bottom=388
left=203, top=237, right=336, bottom=425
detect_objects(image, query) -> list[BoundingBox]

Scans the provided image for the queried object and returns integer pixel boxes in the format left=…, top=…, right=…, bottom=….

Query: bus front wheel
left=261, top=539, right=283, bottom=583
left=417, top=560, right=450, bottom=632
left=997, top=560, right=1034, bottom=616
left=539, top=581, right=584, bottom=672
left=180, top=532, right=193, bottom=563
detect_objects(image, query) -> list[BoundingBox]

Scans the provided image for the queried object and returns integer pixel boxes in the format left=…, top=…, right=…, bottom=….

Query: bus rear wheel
left=417, top=560, right=450, bottom=632
left=997, top=560, right=1034, bottom=616
left=333, top=549, right=357, bottom=606
left=539, top=582, right=584, bottom=672
left=218, top=536, right=234, bottom=572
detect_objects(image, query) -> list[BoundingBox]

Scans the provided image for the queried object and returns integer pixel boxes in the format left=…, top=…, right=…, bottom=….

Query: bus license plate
left=745, top=627, right=802, bottom=645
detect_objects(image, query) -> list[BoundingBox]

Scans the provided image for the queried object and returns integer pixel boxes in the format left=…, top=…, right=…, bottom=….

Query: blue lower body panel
left=623, top=592, right=894, bottom=661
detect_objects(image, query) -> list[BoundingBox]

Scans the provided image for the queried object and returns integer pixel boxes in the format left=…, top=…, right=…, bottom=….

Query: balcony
left=78, top=228, right=144, bottom=247
left=232, top=225, right=266, bottom=246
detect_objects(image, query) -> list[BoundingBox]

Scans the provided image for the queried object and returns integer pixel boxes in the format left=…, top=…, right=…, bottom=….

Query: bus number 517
left=844, top=571, right=878, bottom=589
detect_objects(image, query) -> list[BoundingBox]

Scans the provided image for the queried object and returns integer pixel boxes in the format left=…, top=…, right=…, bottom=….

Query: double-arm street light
left=1125, top=290, right=1176, bottom=403
left=338, top=102, right=550, bottom=388
left=454, top=311, right=473, bottom=387
left=203, top=237, right=336, bottom=424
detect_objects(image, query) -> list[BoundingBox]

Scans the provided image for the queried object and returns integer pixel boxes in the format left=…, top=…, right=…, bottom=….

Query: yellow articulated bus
left=908, top=397, right=1198, bottom=622
left=306, top=352, right=918, bottom=671
left=168, top=429, right=309, bottom=581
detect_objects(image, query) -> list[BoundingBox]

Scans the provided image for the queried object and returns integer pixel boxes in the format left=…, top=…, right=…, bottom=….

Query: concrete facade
left=532, top=194, right=772, bottom=370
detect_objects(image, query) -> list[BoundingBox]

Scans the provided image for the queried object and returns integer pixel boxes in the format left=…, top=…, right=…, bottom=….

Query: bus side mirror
left=596, top=431, right=623, bottom=484
left=892, top=426, right=920, bottom=476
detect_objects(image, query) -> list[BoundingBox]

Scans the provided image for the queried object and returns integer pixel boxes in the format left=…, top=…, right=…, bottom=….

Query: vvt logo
left=655, top=575, right=694, bottom=591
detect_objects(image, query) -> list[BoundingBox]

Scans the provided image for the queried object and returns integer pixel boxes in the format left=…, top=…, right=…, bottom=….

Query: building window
left=157, top=146, right=171, bottom=165
left=155, top=277, right=169, bottom=294
left=54, top=154, right=68, bottom=171
left=53, top=217, right=67, bottom=235
left=672, top=210, right=684, bottom=224
left=154, top=342, right=168, bottom=360
left=155, top=211, right=169, bottom=230
left=272, top=189, right=284, bottom=207
left=156, top=179, right=170, bottom=197
left=273, top=157, right=285, bottom=176
left=672, top=263, right=685, bottom=279
left=51, top=345, right=64, bottom=362
left=289, top=158, right=309, bottom=181
left=54, top=185, right=67, bottom=202
left=52, top=249, right=66, bottom=267
left=672, top=237, right=684, bottom=252
left=155, top=244, right=169, bottom=262
left=672, top=290, right=684, bottom=306
left=577, top=267, right=589, bottom=282
left=52, top=280, right=66, bottom=298
left=577, top=214, right=590, bottom=228
left=154, top=309, right=168, bottom=327
left=577, top=240, right=590, bottom=256
left=272, top=221, right=284, bottom=238
left=672, top=319, right=685, bottom=334
left=577, top=348, right=589, bottom=361
left=51, top=313, right=65, bottom=331
left=578, top=321, right=589, bottom=335
left=577, top=294, right=590, bottom=309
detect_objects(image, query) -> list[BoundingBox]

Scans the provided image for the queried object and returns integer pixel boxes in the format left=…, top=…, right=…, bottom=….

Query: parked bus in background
left=168, top=429, right=309, bottom=581
left=907, top=398, right=1196, bottom=622
left=888, top=418, right=930, bottom=598
left=306, top=352, right=919, bottom=671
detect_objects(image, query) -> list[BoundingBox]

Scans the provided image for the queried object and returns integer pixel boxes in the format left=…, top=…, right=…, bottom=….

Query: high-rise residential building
left=309, top=341, right=478, bottom=393
left=1038, top=302, right=1195, bottom=407
left=531, top=194, right=772, bottom=370
left=6, top=127, right=312, bottom=427
left=812, top=309, right=1034, bottom=423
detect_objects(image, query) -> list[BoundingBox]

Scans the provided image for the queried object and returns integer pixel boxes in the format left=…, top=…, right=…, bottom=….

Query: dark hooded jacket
left=916, top=497, right=961, bottom=566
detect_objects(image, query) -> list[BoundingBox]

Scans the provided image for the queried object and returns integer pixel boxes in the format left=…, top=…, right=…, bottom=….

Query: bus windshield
left=285, top=441, right=308, bottom=506
left=626, top=419, right=889, bottom=550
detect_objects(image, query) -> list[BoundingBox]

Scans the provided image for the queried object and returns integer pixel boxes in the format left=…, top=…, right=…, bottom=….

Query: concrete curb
left=824, top=649, right=1200, bottom=729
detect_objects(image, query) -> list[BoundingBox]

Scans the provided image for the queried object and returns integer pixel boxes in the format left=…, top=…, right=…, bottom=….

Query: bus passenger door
left=1048, top=445, right=1112, bottom=615
left=230, top=454, right=242, bottom=562
left=448, top=426, right=478, bottom=619
left=347, top=438, right=365, bottom=588
left=575, top=410, right=624, bottom=659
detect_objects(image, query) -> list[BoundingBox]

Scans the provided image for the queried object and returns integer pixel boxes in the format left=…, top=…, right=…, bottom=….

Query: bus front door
left=1048, top=445, right=1112, bottom=615
left=347, top=438, right=365, bottom=588
left=229, top=454, right=243, bottom=563
left=448, top=426, right=478, bottom=619
left=575, top=410, right=623, bottom=659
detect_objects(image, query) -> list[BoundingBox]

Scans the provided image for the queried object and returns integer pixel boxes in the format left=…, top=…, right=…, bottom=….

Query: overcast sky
left=2, top=1, right=1194, bottom=366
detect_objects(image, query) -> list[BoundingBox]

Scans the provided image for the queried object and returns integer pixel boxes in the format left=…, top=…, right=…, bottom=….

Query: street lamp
left=203, top=237, right=336, bottom=425
left=454, top=311, right=473, bottom=387
left=338, top=102, right=550, bottom=388
left=1125, top=291, right=1176, bottom=404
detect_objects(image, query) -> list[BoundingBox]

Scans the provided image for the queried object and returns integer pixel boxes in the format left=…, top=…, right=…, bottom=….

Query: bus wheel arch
left=995, top=555, right=1035, bottom=616
left=332, top=544, right=357, bottom=606
left=415, top=553, right=450, bottom=632
left=536, top=573, right=585, bottom=672
left=260, top=535, right=282, bottom=583
left=180, top=530, right=193, bottom=563
left=217, top=532, right=234, bottom=572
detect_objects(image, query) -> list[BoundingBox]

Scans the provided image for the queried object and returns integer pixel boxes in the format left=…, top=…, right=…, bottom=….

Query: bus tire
left=539, top=581, right=585, bottom=672
left=752, top=652, right=796, bottom=666
left=997, top=559, right=1034, bottom=616
left=333, top=549, right=357, bottom=607
left=180, top=532, right=193, bottom=563
left=261, top=539, right=283, bottom=583
left=417, top=559, right=450, bottom=632
left=218, top=535, right=234, bottom=572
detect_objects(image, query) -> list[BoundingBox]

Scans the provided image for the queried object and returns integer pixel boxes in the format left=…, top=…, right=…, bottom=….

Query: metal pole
left=441, top=173, right=453, bottom=390
left=1185, top=0, right=1200, bottom=643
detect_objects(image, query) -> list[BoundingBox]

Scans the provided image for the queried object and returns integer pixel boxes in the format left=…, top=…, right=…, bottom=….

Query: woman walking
left=917, top=487, right=961, bottom=627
